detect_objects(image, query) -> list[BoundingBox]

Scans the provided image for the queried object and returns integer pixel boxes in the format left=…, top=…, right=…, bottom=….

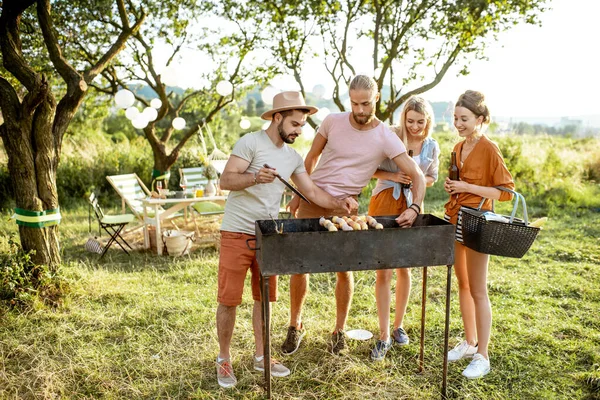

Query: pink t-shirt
left=310, top=112, right=406, bottom=197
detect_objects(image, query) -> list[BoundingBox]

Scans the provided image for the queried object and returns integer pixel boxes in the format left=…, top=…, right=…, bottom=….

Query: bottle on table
left=180, top=176, right=188, bottom=193
left=195, top=184, right=204, bottom=198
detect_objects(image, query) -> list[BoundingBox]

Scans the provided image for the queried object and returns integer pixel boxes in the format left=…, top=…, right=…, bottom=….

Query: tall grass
left=0, top=204, right=599, bottom=399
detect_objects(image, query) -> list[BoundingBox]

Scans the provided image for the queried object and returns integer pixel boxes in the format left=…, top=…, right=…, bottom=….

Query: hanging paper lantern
left=260, top=85, right=278, bottom=104
left=132, top=116, right=148, bottom=129
left=142, top=107, right=158, bottom=122
left=115, top=89, right=135, bottom=109
left=216, top=80, right=233, bottom=96
left=312, top=84, right=326, bottom=98
left=172, top=117, right=186, bottom=130
left=239, top=119, right=251, bottom=130
left=125, top=106, right=140, bottom=120
left=150, top=98, right=162, bottom=109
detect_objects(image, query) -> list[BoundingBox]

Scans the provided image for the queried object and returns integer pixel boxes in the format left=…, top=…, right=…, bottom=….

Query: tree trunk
left=1, top=96, right=61, bottom=268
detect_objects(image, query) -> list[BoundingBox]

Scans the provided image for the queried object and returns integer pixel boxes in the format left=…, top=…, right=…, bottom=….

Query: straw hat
left=261, top=91, right=318, bottom=120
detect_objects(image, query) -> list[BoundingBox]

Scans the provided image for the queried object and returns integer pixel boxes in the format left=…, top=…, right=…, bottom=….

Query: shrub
left=0, top=235, right=66, bottom=307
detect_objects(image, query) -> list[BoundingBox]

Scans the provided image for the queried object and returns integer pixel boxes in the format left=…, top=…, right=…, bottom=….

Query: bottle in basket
left=449, top=151, right=459, bottom=180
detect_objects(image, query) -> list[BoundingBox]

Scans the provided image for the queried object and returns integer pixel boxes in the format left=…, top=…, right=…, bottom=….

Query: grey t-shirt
left=221, top=130, right=306, bottom=235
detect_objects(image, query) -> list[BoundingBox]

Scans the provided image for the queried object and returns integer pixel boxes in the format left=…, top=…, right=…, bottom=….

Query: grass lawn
left=1, top=204, right=599, bottom=399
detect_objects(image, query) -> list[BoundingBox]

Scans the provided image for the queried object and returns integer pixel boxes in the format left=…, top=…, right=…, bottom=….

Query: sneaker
left=447, top=340, right=478, bottom=362
left=331, top=330, right=347, bottom=355
left=370, top=338, right=393, bottom=361
left=462, top=353, right=491, bottom=379
left=392, top=327, right=410, bottom=346
left=216, top=358, right=237, bottom=388
left=253, top=356, right=291, bottom=377
left=281, top=325, right=305, bottom=355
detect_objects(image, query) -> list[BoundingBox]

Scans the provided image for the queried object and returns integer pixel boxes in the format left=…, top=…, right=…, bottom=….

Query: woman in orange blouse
left=443, top=90, right=514, bottom=379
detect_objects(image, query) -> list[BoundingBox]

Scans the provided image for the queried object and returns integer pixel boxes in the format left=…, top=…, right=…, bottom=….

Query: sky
left=160, top=0, right=598, bottom=121
left=422, top=0, right=599, bottom=119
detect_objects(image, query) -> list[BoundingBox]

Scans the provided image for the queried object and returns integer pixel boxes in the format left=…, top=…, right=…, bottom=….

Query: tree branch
left=0, top=0, right=41, bottom=90
left=84, top=0, right=146, bottom=82
left=37, top=0, right=85, bottom=93
left=382, top=43, right=461, bottom=120
left=0, top=74, right=21, bottom=126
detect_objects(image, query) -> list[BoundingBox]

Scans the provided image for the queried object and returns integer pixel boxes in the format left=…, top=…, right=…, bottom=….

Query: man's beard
left=352, top=111, right=375, bottom=125
left=278, top=123, right=297, bottom=144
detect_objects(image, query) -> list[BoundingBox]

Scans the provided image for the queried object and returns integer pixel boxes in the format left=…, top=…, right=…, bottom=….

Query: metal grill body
left=255, top=214, right=454, bottom=276
left=252, top=214, right=456, bottom=399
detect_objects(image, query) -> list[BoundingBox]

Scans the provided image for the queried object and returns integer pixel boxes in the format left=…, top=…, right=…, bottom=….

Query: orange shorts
left=368, top=188, right=409, bottom=216
left=218, top=231, right=277, bottom=307
left=297, top=196, right=358, bottom=218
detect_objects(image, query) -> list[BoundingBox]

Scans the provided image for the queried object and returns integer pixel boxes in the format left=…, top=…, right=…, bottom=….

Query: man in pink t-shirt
left=280, top=75, right=426, bottom=356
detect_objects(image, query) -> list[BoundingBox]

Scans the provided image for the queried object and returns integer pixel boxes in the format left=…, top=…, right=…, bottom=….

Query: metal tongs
left=263, top=164, right=311, bottom=204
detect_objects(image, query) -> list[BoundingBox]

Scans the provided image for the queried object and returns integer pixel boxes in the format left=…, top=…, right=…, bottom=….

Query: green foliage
left=0, top=236, right=65, bottom=307
left=54, top=134, right=154, bottom=208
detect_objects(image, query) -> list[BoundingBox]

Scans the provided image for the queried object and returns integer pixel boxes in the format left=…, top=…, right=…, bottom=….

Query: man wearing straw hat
left=214, top=91, right=358, bottom=388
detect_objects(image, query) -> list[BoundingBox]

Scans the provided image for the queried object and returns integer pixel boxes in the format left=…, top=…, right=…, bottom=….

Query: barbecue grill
left=249, top=213, right=456, bottom=398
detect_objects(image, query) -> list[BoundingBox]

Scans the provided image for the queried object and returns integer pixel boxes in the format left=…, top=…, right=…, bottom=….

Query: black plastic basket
left=460, top=188, right=540, bottom=258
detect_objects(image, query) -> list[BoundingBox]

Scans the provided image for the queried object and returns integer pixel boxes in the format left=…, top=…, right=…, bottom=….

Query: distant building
left=558, top=117, right=583, bottom=128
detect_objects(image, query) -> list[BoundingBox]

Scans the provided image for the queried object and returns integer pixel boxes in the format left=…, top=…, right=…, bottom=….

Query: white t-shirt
left=221, top=130, right=306, bottom=235
left=309, top=112, right=406, bottom=197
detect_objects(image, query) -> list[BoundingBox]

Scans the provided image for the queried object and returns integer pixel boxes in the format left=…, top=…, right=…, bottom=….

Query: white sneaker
left=253, top=356, right=291, bottom=377
left=447, top=340, right=478, bottom=362
left=462, top=353, right=490, bottom=379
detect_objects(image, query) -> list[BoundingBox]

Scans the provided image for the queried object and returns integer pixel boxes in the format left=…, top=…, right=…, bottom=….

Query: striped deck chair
left=106, top=173, right=181, bottom=224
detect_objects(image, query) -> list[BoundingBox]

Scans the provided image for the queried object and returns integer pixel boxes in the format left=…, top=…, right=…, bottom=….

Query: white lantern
left=142, top=107, right=158, bottom=122
left=216, top=80, right=233, bottom=96
left=261, top=85, right=278, bottom=104
left=115, top=89, right=135, bottom=109
left=125, top=106, right=140, bottom=120
left=312, top=84, right=326, bottom=98
left=132, top=116, right=148, bottom=129
left=150, top=98, right=162, bottom=109
left=172, top=117, right=186, bottom=130
left=239, top=118, right=251, bottom=130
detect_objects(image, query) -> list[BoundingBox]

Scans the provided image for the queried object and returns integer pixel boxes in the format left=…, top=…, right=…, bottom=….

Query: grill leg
left=419, top=266, right=428, bottom=373
left=442, top=265, right=452, bottom=399
left=260, top=273, right=271, bottom=398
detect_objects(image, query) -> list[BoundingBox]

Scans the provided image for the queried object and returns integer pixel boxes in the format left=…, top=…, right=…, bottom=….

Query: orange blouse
left=444, top=135, right=515, bottom=224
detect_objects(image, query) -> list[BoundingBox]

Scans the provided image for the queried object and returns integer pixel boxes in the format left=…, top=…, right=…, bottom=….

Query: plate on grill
left=346, top=329, right=373, bottom=341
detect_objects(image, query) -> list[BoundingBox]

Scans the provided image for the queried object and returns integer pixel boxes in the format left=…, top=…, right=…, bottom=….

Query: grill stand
left=260, top=265, right=452, bottom=400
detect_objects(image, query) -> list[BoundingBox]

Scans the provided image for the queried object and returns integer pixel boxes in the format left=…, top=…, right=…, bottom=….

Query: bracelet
left=409, top=203, right=421, bottom=214
left=253, top=172, right=259, bottom=185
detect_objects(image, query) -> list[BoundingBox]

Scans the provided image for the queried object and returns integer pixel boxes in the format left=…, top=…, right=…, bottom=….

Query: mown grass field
left=1, top=200, right=599, bottom=399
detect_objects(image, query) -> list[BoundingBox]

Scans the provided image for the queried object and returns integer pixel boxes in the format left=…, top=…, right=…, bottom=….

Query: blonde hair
left=455, top=90, right=491, bottom=124
left=349, top=75, right=378, bottom=94
left=392, top=96, right=435, bottom=145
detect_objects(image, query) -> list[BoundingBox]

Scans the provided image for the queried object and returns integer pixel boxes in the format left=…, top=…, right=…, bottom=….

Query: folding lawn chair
left=88, top=193, right=135, bottom=259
